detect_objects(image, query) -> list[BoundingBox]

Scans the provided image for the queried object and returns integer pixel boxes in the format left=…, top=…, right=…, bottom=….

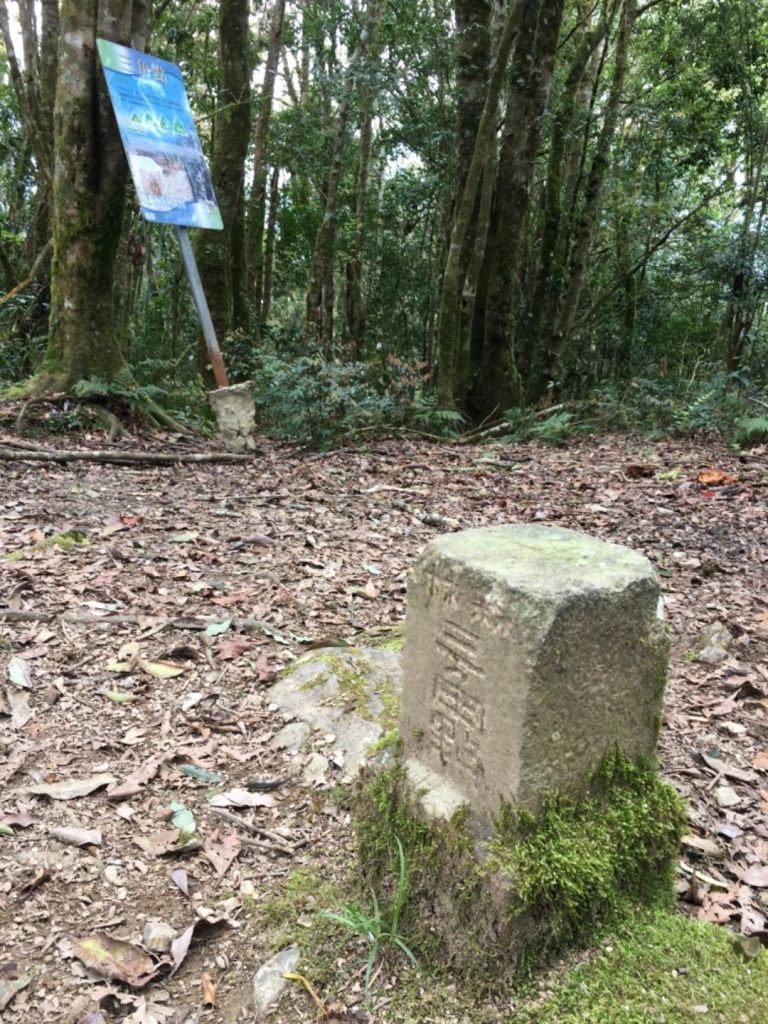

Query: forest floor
left=1, top=428, right=768, bottom=1024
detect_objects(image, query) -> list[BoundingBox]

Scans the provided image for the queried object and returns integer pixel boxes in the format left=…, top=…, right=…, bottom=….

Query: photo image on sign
left=128, top=152, right=193, bottom=212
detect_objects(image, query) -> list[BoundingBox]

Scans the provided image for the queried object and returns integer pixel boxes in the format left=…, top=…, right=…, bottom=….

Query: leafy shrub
left=251, top=351, right=462, bottom=448
left=592, top=369, right=768, bottom=443
left=733, top=415, right=768, bottom=448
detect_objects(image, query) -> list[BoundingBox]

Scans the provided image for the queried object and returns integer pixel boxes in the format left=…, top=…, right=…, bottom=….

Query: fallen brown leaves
left=1, top=431, right=767, bottom=1022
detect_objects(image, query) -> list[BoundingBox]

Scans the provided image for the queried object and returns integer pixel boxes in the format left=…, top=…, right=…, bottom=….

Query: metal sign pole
left=173, top=225, right=230, bottom=390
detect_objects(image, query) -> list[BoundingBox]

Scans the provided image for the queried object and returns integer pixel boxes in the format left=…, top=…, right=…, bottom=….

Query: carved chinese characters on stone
left=400, top=525, right=669, bottom=825
left=429, top=619, right=485, bottom=773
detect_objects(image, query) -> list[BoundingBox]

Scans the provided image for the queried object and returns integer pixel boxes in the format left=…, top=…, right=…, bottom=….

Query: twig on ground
left=208, top=807, right=299, bottom=855
left=0, top=444, right=253, bottom=466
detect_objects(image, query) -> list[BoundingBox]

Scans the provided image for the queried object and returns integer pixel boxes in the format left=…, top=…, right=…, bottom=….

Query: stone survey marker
left=400, top=524, right=667, bottom=823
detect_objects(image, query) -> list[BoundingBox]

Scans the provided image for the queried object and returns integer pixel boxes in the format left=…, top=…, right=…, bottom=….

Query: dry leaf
left=170, top=916, right=231, bottom=977
left=208, top=788, right=276, bottom=809
left=682, top=834, right=724, bottom=859
left=697, top=468, right=737, bottom=486
left=753, top=751, right=768, bottom=771
left=171, top=868, right=189, bottom=897
left=216, top=639, right=252, bottom=661
left=72, top=933, right=163, bottom=988
left=7, top=656, right=32, bottom=689
left=203, top=828, right=241, bottom=878
left=49, top=826, right=102, bottom=847
left=139, top=660, right=187, bottom=679
left=6, top=687, right=33, bottom=729
left=132, top=829, right=179, bottom=856
left=28, top=773, right=115, bottom=800
left=107, top=755, right=165, bottom=801
left=0, top=964, right=32, bottom=1011
left=741, top=866, right=768, bottom=888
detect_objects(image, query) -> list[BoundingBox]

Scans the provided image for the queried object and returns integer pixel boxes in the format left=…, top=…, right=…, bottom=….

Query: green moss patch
left=351, top=746, right=686, bottom=982
left=2, top=529, right=88, bottom=562
left=514, top=907, right=768, bottom=1023
left=296, top=650, right=400, bottom=732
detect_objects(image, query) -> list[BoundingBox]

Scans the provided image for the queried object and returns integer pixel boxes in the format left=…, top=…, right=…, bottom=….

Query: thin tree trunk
left=246, top=0, right=285, bottom=342
left=470, top=0, right=567, bottom=419
left=520, top=11, right=611, bottom=389
left=346, top=105, right=376, bottom=358
left=537, top=0, right=636, bottom=399
left=261, top=164, right=280, bottom=325
left=304, top=0, right=381, bottom=356
left=435, top=1, right=520, bottom=408
left=195, top=0, right=252, bottom=373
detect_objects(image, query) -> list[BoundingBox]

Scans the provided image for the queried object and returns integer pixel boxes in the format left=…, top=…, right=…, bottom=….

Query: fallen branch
left=209, top=807, right=298, bottom=856
left=1, top=240, right=52, bottom=304
left=0, top=444, right=254, bottom=466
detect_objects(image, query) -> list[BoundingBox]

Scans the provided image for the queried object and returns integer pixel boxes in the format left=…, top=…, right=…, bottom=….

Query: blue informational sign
left=97, top=39, right=223, bottom=230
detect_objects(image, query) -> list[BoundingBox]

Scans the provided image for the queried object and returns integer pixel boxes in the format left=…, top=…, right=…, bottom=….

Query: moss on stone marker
left=351, top=744, right=687, bottom=982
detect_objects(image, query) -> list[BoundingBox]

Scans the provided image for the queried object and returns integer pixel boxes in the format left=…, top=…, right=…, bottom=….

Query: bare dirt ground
left=1, top=430, right=767, bottom=1023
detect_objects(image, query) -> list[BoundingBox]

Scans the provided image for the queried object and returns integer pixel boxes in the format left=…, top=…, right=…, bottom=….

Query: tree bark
left=261, top=164, right=281, bottom=325
left=470, top=0, right=566, bottom=419
left=304, top=0, right=381, bottom=356
left=535, top=0, right=636, bottom=400
left=246, top=0, right=285, bottom=343
left=435, top=1, right=520, bottom=408
left=36, top=0, right=148, bottom=392
left=195, top=0, right=252, bottom=374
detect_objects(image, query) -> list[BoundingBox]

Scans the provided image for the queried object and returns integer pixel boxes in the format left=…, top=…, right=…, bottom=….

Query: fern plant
left=734, top=415, right=768, bottom=448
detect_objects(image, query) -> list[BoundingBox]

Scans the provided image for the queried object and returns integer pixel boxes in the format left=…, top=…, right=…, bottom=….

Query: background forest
left=1, top=0, right=768, bottom=447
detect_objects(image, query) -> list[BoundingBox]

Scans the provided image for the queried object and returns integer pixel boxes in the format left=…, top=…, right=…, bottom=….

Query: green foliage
left=501, top=408, right=592, bottom=446
left=251, top=351, right=461, bottom=448
left=592, top=372, right=768, bottom=444
left=320, top=836, right=419, bottom=992
left=734, top=415, right=768, bottom=448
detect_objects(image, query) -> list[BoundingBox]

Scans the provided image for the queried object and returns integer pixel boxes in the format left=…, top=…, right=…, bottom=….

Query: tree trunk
left=36, top=0, right=148, bottom=392
left=195, top=0, right=252, bottom=374
left=470, top=0, right=567, bottom=419
left=520, top=11, right=611, bottom=390
left=435, top=1, right=520, bottom=408
left=261, top=164, right=280, bottom=326
left=345, top=50, right=379, bottom=359
left=246, top=0, right=285, bottom=343
left=535, top=0, right=636, bottom=400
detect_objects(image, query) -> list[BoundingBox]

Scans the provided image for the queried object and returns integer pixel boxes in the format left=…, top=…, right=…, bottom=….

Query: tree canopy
left=1, top=0, right=767, bottom=441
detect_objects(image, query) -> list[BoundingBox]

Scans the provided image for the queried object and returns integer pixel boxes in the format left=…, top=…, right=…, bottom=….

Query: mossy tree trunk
left=38, top=0, right=148, bottom=391
left=195, top=0, right=252, bottom=375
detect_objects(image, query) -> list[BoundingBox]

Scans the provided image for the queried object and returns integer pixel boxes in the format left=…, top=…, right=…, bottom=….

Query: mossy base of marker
left=352, top=745, right=687, bottom=983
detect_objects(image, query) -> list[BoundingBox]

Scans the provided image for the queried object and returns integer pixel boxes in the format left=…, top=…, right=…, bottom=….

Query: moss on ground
left=2, top=529, right=88, bottom=562
left=374, top=907, right=768, bottom=1023
left=244, top=866, right=346, bottom=986
left=351, top=746, right=686, bottom=982
left=295, top=650, right=400, bottom=732
left=512, top=907, right=768, bottom=1024
left=244, top=768, right=763, bottom=1024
